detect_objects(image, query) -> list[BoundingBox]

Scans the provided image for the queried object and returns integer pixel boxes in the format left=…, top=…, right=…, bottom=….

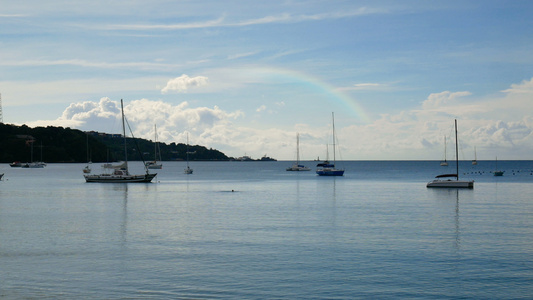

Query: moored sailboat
left=440, top=136, right=448, bottom=166
left=427, top=119, right=474, bottom=188
left=184, top=133, right=193, bottom=174
left=145, top=124, right=163, bottom=169
left=287, top=133, right=310, bottom=171
left=472, top=146, right=478, bottom=165
left=22, top=141, right=46, bottom=168
left=316, top=112, right=344, bottom=176
left=84, top=99, right=157, bottom=183
left=83, top=133, right=92, bottom=173
left=493, top=156, right=504, bottom=176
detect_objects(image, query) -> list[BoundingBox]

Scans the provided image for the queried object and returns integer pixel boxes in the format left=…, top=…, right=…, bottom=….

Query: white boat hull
left=287, top=164, right=311, bottom=171
left=427, top=179, right=474, bottom=188
left=146, top=164, right=162, bottom=169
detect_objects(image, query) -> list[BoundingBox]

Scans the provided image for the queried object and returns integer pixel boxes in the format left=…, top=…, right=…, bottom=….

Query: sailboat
left=286, top=133, right=310, bottom=171
left=472, top=146, right=478, bottom=165
left=184, top=133, right=193, bottom=174
left=427, top=119, right=474, bottom=188
left=83, top=133, right=92, bottom=173
left=22, top=140, right=46, bottom=168
left=440, top=136, right=449, bottom=166
left=493, top=157, right=504, bottom=176
left=145, top=124, right=163, bottom=169
left=316, top=112, right=344, bottom=176
left=84, top=99, right=157, bottom=183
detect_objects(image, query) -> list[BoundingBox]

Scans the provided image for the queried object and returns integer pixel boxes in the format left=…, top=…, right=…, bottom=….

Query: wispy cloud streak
left=1, top=59, right=182, bottom=71
left=101, top=8, right=385, bottom=31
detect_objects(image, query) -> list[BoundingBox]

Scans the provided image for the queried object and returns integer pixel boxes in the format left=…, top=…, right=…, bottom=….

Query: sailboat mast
left=186, top=132, right=190, bottom=168
left=332, top=112, right=336, bottom=164
left=444, top=136, right=447, bottom=162
left=455, top=119, right=459, bottom=180
left=154, top=124, right=157, bottom=161
left=296, top=133, right=300, bottom=164
left=121, top=99, right=128, bottom=170
left=86, top=133, right=89, bottom=162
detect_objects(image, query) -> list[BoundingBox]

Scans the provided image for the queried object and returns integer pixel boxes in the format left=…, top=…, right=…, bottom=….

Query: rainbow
left=244, top=66, right=371, bottom=123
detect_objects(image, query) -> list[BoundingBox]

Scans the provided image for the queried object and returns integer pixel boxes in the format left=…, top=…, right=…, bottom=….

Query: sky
left=1, top=1, right=533, bottom=160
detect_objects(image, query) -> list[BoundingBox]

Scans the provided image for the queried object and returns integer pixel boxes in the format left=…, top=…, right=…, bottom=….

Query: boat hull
left=426, top=179, right=474, bottom=188
left=316, top=169, right=345, bottom=176
left=287, top=165, right=311, bottom=171
left=84, top=173, right=157, bottom=183
left=147, top=164, right=162, bottom=169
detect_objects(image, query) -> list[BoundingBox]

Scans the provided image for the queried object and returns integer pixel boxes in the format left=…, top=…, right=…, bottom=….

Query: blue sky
left=1, top=1, right=533, bottom=160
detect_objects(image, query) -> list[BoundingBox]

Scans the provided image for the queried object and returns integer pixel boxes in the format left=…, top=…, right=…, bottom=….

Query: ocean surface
left=1, top=160, right=533, bottom=299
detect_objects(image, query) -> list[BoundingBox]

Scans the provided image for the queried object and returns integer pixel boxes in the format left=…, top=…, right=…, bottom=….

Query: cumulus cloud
left=421, top=91, right=472, bottom=110
left=21, top=77, right=533, bottom=160
left=336, top=78, right=533, bottom=160
left=161, top=74, right=209, bottom=94
left=256, top=105, right=267, bottom=112
left=61, top=97, right=119, bottom=120
left=28, top=98, right=243, bottom=149
left=501, top=78, right=533, bottom=94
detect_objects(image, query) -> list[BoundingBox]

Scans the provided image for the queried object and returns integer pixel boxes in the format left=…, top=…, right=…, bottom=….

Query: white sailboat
left=286, top=133, right=310, bottom=171
left=145, top=124, right=163, bottom=169
left=184, top=133, right=193, bottom=174
left=427, top=119, right=474, bottom=188
left=23, top=141, right=46, bottom=168
left=83, top=133, right=92, bottom=173
left=316, top=112, right=344, bottom=176
left=472, top=146, right=478, bottom=165
left=84, top=99, right=157, bottom=183
left=440, top=136, right=449, bottom=166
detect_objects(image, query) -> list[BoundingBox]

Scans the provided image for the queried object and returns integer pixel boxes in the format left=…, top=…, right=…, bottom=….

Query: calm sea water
left=1, top=160, right=533, bottom=299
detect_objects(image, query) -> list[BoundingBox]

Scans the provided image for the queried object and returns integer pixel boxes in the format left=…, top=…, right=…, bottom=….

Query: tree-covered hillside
left=0, top=123, right=229, bottom=163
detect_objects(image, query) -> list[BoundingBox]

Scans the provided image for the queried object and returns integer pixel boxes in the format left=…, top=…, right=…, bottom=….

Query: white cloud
left=61, top=97, right=119, bottom=120
left=421, top=91, right=472, bottom=110
left=20, top=78, right=533, bottom=160
left=161, top=74, right=209, bottom=94
left=334, top=78, right=533, bottom=160
left=256, top=105, right=267, bottom=112
left=501, top=78, right=533, bottom=94
left=342, top=82, right=384, bottom=91
left=27, top=98, right=245, bottom=153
